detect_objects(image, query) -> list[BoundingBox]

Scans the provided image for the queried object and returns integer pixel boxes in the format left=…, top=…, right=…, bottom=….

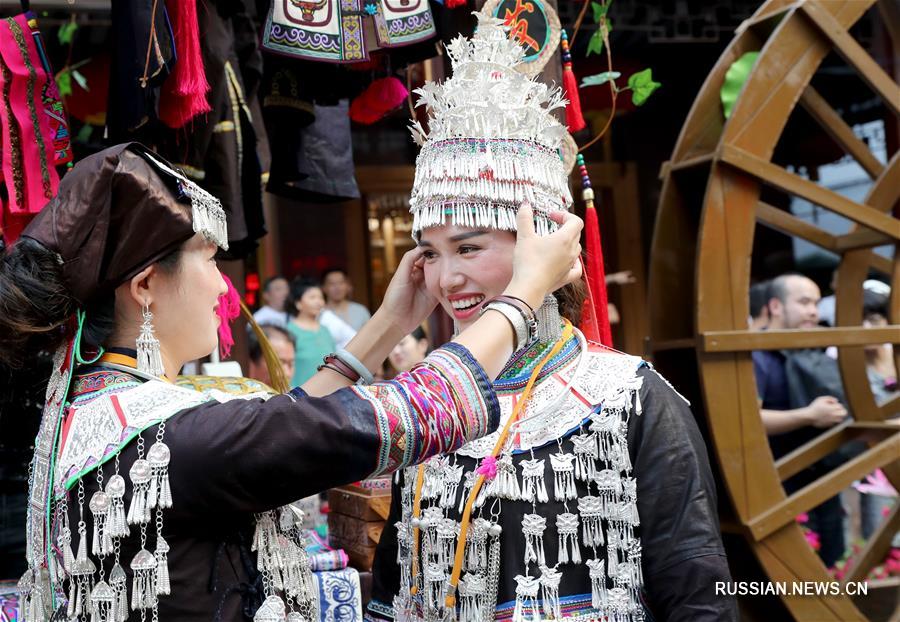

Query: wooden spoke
left=756, top=200, right=838, bottom=250
left=800, top=1, right=900, bottom=116
left=664, top=151, right=717, bottom=174
left=799, top=86, right=885, bottom=179
left=776, top=422, right=897, bottom=480
left=755, top=202, right=894, bottom=274
left=775, top=421, right=854, bottom=481
left=702, top=326, right=900, bottom=352
left=843, top=503, right=900, bottom=585
left=721, top=144, right=900, bottom=239
left=835, top=228, right=895, bottom=251
left=882, top=395, right=900, bottom=420
left=747, top=432, right=900, bottom=540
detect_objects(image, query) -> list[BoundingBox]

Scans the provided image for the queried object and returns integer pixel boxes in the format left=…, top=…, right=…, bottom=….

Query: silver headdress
left=409, top=14, right=573, bottom=237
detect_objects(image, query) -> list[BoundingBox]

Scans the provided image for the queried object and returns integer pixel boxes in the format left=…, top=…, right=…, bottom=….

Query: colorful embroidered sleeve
left=158, top=343, right=500, bottom=514
left=348, top=342, right=500, bottom=478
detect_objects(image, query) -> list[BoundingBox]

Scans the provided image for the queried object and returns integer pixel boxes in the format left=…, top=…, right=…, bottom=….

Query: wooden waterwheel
left=648, top=1, right=899, bottom=620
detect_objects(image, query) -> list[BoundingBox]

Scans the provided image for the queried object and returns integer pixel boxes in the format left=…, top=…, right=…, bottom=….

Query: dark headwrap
left=22, top=143, right=228, bottom=304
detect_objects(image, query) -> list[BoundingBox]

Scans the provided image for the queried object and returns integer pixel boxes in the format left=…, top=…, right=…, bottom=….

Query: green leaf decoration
left=586, top=30, right=604, bottom=56
left=581, top=71, right=621, bottom=88
left=720, top=51, right=759, bottom=119
left=56, top=70, right=72, bottom=97
left=591, top=1, right=609, bottom=23
left=627, top=68, right=661, bottom=106
left=76, top=124, right=93, bottom=142
left=72, top=70, right=89, bottom=92
left=58, top=21, right=78, bottom=45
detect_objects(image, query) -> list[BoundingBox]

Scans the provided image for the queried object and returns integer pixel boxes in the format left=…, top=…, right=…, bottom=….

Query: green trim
left=60, top=418, right=167, bottom=492
left=74, top=309, right=104, bottom=365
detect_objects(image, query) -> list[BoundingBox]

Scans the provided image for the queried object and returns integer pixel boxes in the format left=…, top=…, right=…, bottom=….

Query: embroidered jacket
left=367, top=334, right=737, bottom=622
left=21, top=343, right=499, bottom=621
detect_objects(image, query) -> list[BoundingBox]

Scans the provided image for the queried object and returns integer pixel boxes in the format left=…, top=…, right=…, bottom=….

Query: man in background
left=247, top=324, right=296, bottom=388
left=253, top=276, right=290, bottom=327
left=322, top=268, right=371, bottom=330
left=749, top=280, right=770, bottom=330
left=753, top=272, right=848, bottom=567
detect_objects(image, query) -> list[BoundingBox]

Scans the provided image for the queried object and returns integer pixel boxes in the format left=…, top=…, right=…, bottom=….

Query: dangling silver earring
left=453, top=318, right=460, bottom=337
left=536, top=294, right=563, bottom=343
left=136, top=304, right=165, bottom=377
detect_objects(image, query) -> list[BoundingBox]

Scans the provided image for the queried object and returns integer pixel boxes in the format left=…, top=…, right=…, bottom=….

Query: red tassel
left=217, top=273, right=242, bottom=359
left=577, top=155, right=612, bottom=347
left=560, top=30, right=586, bottom=133
left=159, top=0, right=211, bottom=129
left=445, top=0, right=468, bottom=7
left=349, top=76, right=409, bottom=125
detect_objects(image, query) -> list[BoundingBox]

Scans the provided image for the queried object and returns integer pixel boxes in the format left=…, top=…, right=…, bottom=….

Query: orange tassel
left=561, top=30, right=585, bottom=133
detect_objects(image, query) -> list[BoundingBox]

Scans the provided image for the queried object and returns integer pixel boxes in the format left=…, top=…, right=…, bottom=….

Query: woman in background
left=389, top=326, right=431, bottom=375
left=286, top=278, right=337, bottom=385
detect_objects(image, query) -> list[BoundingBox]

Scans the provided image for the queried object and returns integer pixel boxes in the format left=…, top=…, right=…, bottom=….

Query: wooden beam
left=834, top=228, right=895, bottom=251
left=666, top=151, right=717, bottom=173
left=721, top=144, right=900, bottom=239
left=882, top=394, right=900, bottom=419
left=799, top=86, right=884, bottom=179
left=755, top=202, right=894, bottom=273
left=777, top=422, right=898, bottom=479
left=735, top=0, right=801, bottom=34
left=775, top=421, right=855, bottom=480
left=702, top=326, right=900, bottom=352
left=800, top=1, right=900, bottom=116
left=843, top=502, right=900, bottom=584
left=747, top=432, right=900, bottom=540
left=647, top=337, right=697, bottom=352
left=756, top=201, right=838, bottom=250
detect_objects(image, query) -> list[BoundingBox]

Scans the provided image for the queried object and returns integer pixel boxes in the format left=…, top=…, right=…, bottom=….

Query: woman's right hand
left=505, top=203, right=584, bottom=309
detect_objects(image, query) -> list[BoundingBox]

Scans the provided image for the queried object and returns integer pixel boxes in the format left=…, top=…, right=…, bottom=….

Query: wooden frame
left=648, top=1, right=899, bottom=619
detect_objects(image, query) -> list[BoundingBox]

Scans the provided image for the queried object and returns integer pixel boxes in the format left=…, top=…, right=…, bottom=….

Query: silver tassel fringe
left=549, top=452, right=577, bottom=501
left=130, top=549, right=158, bottom=611
left=535, top=295, right=562, bottom=344
left=512, top=575, right=540, bottom=622
left=136, top=305, right=165, bottom=377
left=521, top=514, right=546, bottom=566
left=538, top=566, right=562, bottom=620
left=519, top=459, right=548, bottom=504
left=556, top=513, right=581, bottom=565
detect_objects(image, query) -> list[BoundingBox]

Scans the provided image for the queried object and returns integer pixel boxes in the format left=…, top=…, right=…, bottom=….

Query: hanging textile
left=0, top=11, right=72, bottom=243
left=261, top=0, right=436, bottom=63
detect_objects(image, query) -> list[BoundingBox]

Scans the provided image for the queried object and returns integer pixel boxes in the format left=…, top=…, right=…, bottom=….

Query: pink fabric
left=476, top=455, right=498, bottom=481
left=216, top=273, right=242, bottom=358
left=0, top=12, right=71, bottom=242
left=349, top=77, right=408, bottom=125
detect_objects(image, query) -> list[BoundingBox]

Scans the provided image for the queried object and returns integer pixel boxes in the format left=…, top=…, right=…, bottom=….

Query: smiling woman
left=0, top=142, right=583, bottom=621
left=366, top=16, right=736, bottom=622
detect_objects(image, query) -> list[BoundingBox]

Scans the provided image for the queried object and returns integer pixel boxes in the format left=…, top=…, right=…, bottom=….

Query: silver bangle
left=481, top=301, right=529, bottom=351
left=335, top=348, right=375, bottom=385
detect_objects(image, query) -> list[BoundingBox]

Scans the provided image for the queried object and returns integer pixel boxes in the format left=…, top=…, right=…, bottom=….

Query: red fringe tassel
left=159, top=0, right=211, bottom=129
left=560, top=30, right=586, bottom=133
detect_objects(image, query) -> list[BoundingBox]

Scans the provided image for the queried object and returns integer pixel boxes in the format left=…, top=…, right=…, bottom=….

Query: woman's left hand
left=376, top=248, right=438, bottom=335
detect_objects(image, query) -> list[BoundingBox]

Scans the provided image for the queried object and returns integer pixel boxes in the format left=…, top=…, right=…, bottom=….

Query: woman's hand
left=505, top=203, right=583, bottom=310
left=376, top=248, right=438, bottom=335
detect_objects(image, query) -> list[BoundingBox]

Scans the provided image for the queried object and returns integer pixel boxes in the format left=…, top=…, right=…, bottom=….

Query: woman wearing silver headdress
left=0, top=142, right=584, bottom=621
left=366, top=16, right=736, bottom=622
